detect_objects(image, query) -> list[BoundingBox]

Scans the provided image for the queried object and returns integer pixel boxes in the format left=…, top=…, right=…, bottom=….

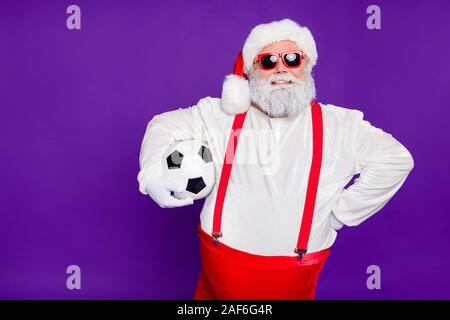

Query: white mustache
left=267, top=73, right=299, bottom=84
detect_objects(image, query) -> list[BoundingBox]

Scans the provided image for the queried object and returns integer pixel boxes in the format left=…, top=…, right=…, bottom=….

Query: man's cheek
left=258, top=70, right=273, bottom=79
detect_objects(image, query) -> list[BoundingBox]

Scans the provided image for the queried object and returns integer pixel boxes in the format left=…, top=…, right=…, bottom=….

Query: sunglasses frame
left=254, top=50, right=305, bottom=70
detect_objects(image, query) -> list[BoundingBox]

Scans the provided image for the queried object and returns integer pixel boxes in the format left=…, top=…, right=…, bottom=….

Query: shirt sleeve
left=137, top=98, right=214, bottom=195
left=331, top=109, right=414, bottom=226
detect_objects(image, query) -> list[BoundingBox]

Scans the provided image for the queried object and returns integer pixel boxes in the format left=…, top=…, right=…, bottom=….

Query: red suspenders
left=295, top=101, right=323, bottom=259
left=212, top=112, right=248, bottom=241
left=212, top=102, right=323, bottom=260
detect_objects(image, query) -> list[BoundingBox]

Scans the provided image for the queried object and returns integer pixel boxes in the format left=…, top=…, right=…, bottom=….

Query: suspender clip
left=295, top=248, right=307, bottom=261
left=212, top=232, right=222, bottom=246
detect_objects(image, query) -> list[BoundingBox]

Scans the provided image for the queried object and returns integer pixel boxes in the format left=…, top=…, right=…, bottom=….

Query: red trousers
left=194, top=225, right=330, bottom=300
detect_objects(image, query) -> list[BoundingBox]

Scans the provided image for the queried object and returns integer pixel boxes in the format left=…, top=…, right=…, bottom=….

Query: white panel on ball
left=162, top=139, right=216, bottom=200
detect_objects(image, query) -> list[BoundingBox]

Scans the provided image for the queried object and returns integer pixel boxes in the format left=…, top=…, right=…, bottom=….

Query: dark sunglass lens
left=260, top=55, right=278, bottom=69
left=284, top=53, right=301, bottom=67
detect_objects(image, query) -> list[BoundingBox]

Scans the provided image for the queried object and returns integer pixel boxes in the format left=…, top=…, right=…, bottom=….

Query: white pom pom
left=221, top=74, right=251, bottom=115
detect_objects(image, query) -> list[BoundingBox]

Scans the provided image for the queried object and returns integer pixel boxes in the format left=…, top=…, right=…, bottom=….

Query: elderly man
left=137, top=19, right=414, bottom=299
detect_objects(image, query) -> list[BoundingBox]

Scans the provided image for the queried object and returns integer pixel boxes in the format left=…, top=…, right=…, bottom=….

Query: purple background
left=1, top=0, right=449, bottom=299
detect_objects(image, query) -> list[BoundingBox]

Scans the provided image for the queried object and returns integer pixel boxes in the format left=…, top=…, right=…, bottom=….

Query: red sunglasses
left=254, top=50, right=305, bottom=70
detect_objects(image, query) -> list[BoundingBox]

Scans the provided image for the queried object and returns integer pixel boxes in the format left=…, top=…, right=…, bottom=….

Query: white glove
left=142, top=175, right=194, bottom=208
left=330, top=212, right=344, bottom=230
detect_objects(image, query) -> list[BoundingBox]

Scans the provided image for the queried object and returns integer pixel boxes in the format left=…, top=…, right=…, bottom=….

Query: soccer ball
left=162, top=139, right=216, bottom=200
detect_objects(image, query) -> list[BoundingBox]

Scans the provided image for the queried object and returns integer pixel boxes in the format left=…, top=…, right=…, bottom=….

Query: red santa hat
left=221, top=18, right=318, bottom=115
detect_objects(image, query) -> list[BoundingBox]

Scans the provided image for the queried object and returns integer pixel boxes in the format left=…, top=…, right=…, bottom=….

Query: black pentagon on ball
left=166, top=150, right=184, bottom=169
left=198, top=145, right=212, bottom=163
left=186, top=177, right=206, bottom=194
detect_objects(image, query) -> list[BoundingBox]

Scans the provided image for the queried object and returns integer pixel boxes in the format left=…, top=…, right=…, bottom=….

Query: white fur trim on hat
left=242, top=18, right=318, bottom=74
left=221, top=74, right=251, bottom=115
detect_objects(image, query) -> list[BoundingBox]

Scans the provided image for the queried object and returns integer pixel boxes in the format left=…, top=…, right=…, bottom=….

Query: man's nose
left=274, top=60, right=287, bottom=74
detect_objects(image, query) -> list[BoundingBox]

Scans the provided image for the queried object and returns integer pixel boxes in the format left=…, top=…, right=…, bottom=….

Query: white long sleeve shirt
left=138, top=97, right=414, bottom=256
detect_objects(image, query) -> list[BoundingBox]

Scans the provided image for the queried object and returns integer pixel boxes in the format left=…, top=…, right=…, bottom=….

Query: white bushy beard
left=248, top=69, right=316, bottom=118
